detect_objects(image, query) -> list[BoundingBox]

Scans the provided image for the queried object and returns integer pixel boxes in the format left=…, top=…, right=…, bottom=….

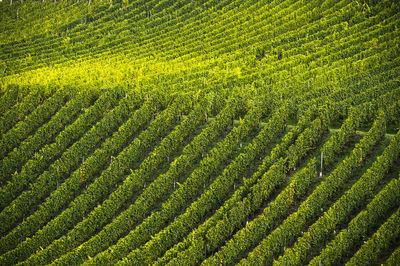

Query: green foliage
left=0, top=0, right=399, bottom=264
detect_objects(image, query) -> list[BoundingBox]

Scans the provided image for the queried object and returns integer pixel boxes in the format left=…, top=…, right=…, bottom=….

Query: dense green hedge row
left=203, top=160, right=316, bottom=266
left=309, top=155, right=400, bottom=265
left=92, top=101, right=262, bottom=264
left=0, top=89, right=122, bottom=237
left=0, top=0, right=399, bottom=264
left=200, top=110, right=328, bottom=265
left=321, top=87, right=400, bottom=169
left=0, top=95, right=183, bottom=265
left=119, top=105, right=264, bottom=264
left=3, top=0, right=397, bottom=100
left=1, top=89, right=396, bottom=265
left=25, top=97, right=209, bottom=265
left=384, top=245, right=400, bottom=266
left=156, top=105, right=319, bottom=265
left=169, top=110, right=331, bottom=264
left=4, top=1, right=392, bottom=72
left=122, top=103, right=329, bottom=265
left=240, top=108, right=388, bottom=265
left=4, top=18, right=394, bottom=112
left=55, top=98, right=240, bottom=265
left=0, top=91, right=88, bottom=185
left=0, top=85, right=20, bottom=115
left=299, top=57, right=400, bottom=118
left=347, top=206, right=400, bottom=266
left=0, top=89, right=43, bottom=138
left=147, top=14, right=397, bottom=105
left=0, top=89, right=114, bottom=217
left=0, top=90, right=148, bottom=255
left=151, top=104, right=292, bottom=265
left=276, top=109, right=400, bottom=265
left=136, top=0, right=397, bottom=96
left=0, top=89, right=67, bottom=161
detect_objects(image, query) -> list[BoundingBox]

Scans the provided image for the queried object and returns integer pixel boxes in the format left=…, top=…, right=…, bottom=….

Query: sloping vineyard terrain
left=0, top=0, right=399, bottom=265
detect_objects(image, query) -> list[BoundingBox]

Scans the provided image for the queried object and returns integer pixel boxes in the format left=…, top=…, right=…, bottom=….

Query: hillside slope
left=0, top=0, right=399, bottom=265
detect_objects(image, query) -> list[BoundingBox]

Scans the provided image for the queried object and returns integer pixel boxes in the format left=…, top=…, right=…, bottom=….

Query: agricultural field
left=0, top=0, right=399, bottom=265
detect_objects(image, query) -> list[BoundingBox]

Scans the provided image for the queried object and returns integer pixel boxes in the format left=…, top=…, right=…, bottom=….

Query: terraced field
left=0, top=0, right=399, bottom=265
